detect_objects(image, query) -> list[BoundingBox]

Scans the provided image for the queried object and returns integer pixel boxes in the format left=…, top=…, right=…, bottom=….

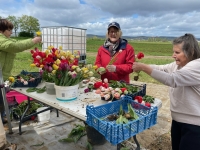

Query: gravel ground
left=130, top=81, right=172, bottom=150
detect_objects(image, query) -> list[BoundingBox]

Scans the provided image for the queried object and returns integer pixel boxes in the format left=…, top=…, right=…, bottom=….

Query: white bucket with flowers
left=54, top=84, right=79, bottom=101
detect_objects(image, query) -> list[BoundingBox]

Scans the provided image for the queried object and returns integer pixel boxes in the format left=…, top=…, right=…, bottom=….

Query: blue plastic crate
left=86, top=96, right=158, bottom=145
left=12, top=70, right=42, bottom=88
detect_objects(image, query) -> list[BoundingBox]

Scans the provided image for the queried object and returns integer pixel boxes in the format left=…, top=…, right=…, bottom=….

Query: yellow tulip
left=53, top=64, right=59, bottom=70
left=48, top=45, right=54, bottom=50
left=8, top=77, right=15, bottom=83
left=45, top=49, right=50, bottom=54
left=36, top=31, right=42, bottom=36
left=82, top=67, right=88, bottom=72
left=60, top=51, right=65, bottom=56
left=70, top=56, right=74, bottom=61
left=76, top=67, right=81, bottom=72
left=60, top=56, right=66, bottom=60
left=86, top=64, right=92, bottom=69
left=83, top=74, right=88, bottom=78
left=59, top=46, right=63, bottom=50
left=55, top=59, right=61, bottom=65
left=66, top=51, right=71, bottom=56
left=30, top=64, right=36, bottom=67
left=88, top=71, right=94, bottom=77
left=52, top=70, right=56, bottom=74
left=55, top=50, right=59, bottom=55
left=84, top=70, right=89, bottom=74
left=73, top=50, right=79, bottom=55
left=75, top=55, right=80, bottom=59
left=93, top=65, right=98, bottom=69
left=72, top=65, right=78, bottom=70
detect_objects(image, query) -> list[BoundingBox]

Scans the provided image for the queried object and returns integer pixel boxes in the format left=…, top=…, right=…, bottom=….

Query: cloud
left=1, top=0, right=200, bottom=37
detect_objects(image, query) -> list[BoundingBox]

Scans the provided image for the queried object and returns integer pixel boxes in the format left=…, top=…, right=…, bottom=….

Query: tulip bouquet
left=54, top=63, right=97, bottom=86
left=30, top=46, right=97, bottom=86
left=108, top=49, right=122, bottom=65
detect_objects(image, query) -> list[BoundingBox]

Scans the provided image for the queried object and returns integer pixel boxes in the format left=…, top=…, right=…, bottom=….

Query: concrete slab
left=5, top=110, right=131, bottom=150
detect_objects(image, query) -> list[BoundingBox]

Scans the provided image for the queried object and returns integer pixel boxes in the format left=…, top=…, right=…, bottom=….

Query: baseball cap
left=107, top=22, right=121, bottom=30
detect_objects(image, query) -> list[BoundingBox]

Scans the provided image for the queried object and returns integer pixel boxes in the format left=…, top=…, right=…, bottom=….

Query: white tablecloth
left=13, top=82, right=162, bottom=121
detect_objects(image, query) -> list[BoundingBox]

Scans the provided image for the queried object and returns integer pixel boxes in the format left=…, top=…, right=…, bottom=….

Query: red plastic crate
left=6, top=95, right=16, bottom=106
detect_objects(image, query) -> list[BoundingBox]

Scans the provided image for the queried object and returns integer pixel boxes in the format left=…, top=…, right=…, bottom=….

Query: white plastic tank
left=41, top=26, right=87, bottom=63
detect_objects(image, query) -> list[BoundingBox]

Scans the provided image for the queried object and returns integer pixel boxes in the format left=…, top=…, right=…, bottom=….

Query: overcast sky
left=1, top=0, right=200, bottom=37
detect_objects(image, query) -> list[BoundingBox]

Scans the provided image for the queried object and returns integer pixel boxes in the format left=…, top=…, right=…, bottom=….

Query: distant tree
left=0, top=16, right=2, bottom=19
left=7, top=15, right=20, bottom=37
left=19, top=15, right=40, bottom=34
left=92, top=36, right=98, bottom=39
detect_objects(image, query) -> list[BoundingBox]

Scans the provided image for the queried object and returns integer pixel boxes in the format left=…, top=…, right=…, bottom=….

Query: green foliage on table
left=109, top=80, right=139, bottom=94
left=143, top=95, right=155, bottom=103
left=26, top=86, right=46, bottom=93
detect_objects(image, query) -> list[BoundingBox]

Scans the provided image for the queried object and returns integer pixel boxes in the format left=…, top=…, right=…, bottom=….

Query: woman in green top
left=0, top=19, right=42, bottom=123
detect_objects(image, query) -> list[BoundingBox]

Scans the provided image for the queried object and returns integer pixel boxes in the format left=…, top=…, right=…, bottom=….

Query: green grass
left=135, top=58, right=173, bottom=83
left=86, top=38, right=173, bottom=56
left=11, top=37, right=174, bottom=84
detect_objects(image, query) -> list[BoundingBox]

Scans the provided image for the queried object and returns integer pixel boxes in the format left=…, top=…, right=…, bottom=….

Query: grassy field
left=87, top=39, right=173, bottom=56
left=11, top=38, right=174, bottom=84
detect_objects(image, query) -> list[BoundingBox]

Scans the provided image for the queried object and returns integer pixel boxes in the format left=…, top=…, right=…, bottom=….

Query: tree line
left=0, top=15, right=40, bottom=37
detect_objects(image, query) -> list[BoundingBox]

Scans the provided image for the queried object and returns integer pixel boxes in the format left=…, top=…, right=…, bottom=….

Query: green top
left=0, top=33, right=35, bottom=80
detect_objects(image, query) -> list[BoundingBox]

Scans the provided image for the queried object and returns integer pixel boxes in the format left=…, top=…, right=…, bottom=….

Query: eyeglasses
left=108, top=30, right=118, bottom=34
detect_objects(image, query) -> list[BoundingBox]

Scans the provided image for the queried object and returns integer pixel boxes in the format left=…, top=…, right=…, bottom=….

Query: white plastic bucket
left=37, top=107, right=50, bottom=122
left=0, top=115, right=6, bottom=149
left=45, top=82, right=55, bottom=95
left=54, top=84, right=79, bottom=101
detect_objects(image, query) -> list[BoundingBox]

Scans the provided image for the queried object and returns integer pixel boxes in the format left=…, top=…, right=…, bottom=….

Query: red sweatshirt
left=95, top=39, right=135, bottom=83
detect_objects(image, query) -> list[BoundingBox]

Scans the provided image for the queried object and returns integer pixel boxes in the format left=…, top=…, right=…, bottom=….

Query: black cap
left=107, top=22, right=120, bottom=30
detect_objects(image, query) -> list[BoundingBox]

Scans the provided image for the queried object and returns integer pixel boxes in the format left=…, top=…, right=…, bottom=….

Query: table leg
left=19, top=97, right=31, bottom=135
left=117, top=143, right=121, bottom=150
left=19, top=97, right=53, bottom=135
left=56, top=109, right=59, bottom=117
left=1, top=87, right=13, bottom=134
left=116, top=135, right=140, bottom=150
left=133, top=135, right=140, bottom=150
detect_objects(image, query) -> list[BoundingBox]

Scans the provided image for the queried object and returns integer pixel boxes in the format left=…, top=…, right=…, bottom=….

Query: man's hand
left=106, top=65, right=116, bottom=72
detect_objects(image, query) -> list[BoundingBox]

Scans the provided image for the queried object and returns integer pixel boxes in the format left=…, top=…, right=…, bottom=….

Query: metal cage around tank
left=41, top=26, right=87, bottom=63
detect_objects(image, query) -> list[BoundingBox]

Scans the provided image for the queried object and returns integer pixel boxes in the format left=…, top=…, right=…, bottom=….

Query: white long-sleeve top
left=150, top=58, right=200, bottom=126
